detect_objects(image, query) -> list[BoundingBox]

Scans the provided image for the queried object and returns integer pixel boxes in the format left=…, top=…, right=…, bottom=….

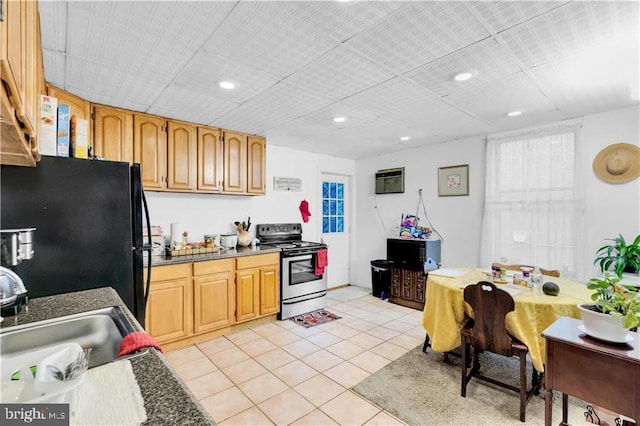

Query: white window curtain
left=480, top=124, right=584, bottom=280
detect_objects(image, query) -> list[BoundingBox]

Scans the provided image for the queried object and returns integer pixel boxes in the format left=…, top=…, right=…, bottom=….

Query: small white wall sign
left=273, top=176, right=302, bottom=191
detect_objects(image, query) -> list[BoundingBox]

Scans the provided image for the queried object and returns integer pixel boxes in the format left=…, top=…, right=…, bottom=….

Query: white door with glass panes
left=320, top=173, right=350, bottom=288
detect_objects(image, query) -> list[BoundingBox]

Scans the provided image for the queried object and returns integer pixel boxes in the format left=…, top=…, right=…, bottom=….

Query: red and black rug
left=290, top=310, right=341, bottom=328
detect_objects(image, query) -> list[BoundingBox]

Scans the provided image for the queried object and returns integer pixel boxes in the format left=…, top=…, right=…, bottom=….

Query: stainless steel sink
left=0, top=306, right=144, bottom=368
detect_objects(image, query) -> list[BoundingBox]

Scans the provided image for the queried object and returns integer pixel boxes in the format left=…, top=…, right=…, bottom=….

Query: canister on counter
left=204, top=235, right=215, bottom=248
left=513, top=272, right=523, bottom=286
left=520, top=266, right=532, bottom=287
left=492, top=265, right=501, bottom=281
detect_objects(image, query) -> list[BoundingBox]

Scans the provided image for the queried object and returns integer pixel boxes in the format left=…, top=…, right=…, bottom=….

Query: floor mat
left=327, top=285, right=371, bottom=302
left=289, top=310, right=341, bottom=328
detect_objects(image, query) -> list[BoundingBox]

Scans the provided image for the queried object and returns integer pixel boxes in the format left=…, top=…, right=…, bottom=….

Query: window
left=480, top=125, right=583, bottom=278
left=322, top=181, right=344, bottom=233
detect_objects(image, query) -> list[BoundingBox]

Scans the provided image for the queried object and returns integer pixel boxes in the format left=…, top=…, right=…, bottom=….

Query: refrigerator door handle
left=141, top=187, right=153, bottom=313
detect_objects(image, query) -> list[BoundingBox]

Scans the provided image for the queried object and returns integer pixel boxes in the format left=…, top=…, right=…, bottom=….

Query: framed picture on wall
left=438, top=164, right=469, bottom=196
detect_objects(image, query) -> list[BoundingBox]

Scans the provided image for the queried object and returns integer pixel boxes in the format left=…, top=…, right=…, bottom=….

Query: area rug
left=289, top=310, right=341, bottom=328
left=352, top=345, right=588, bottom=426
left=327, top=285, right=371, bottom=302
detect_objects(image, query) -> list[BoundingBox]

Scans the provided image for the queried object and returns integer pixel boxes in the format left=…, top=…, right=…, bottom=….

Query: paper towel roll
left=170, top=223, right=182, bottom=244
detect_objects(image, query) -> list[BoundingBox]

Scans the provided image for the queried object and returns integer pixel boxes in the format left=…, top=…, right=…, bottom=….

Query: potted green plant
left=593, top=234, right=640, bottom=279
left=578, top=273, right=640, bottom=342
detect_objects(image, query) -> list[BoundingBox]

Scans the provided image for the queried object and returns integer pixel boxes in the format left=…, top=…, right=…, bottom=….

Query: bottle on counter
left=531, top=266, right=543, bottom=299
left=520, top=266, right=532, bottom=288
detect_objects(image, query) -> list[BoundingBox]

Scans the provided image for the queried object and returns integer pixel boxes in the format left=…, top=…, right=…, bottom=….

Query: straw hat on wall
left=592, top=143, right=640, bottom=184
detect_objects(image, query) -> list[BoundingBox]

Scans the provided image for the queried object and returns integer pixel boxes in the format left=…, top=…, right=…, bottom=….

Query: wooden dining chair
left=491, top=262, right=560, bottom=278
left=460, top=281, right=540, bottom=422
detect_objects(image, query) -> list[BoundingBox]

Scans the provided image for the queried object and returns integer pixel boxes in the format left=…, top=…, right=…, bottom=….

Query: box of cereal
left=70, top=116, right=88, bottom=159
left=39, top=95, right=58, bottom=156
left=56, top=104, right=70, bottom=157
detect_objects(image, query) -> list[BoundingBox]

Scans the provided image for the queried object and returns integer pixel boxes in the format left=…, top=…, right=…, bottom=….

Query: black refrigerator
left=1, top=156, right=151, bottom=327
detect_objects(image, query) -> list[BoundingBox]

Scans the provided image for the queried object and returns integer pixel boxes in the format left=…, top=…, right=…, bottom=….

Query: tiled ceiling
left=38, top=1, right=639, bottom=160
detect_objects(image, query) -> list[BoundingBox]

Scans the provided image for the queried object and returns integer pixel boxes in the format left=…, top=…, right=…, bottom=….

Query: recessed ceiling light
left=400, top=136, right=411, bottom=141
left=507, top=110, right=523, bottom=117
left=453, top=71, right=474, bottom=82
left=219, top=81, right=237, bottom=90
left=333, top=116, right=347, bottom=123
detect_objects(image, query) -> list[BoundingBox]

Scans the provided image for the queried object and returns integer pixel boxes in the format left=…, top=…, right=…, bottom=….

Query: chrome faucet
left=0, top=266, right=28, bottom=316
left=0, top=228, right=35, bottom=317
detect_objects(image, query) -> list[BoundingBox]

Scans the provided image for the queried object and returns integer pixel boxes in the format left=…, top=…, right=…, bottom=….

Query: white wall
left=579, top=106, right=640, bottom=278
left=353, top=105, right=640, bottom=288
left=354, top=135, right=487, bottom=287
left=145, top=145, right=355, bottom=245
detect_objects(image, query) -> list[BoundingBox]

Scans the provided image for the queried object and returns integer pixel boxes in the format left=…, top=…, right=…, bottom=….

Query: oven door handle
left=282, top=291, right=327, bottom=305
left=283, top=253, right=314, bottom=261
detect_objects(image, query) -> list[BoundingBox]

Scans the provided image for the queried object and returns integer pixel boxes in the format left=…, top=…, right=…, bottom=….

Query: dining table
left=421, top=267, right=593, bottom=372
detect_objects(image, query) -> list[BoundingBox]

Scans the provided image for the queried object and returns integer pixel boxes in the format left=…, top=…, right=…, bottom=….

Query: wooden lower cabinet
left=145, top=253, right=280, bottom=348
left=389, top=266, right=426, bottom=310
left=193, top=258, right=235, bottom=333
left=235, top=267, right=260, bottom=322
left=236, top=253, right=280, bottom=323
left=145, top=263, right=192, bottom=345
left=260, top=265, right=279, bottom=315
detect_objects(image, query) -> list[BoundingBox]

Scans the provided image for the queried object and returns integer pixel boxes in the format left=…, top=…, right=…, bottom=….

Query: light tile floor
left=165, top=288, right=423, bottom=425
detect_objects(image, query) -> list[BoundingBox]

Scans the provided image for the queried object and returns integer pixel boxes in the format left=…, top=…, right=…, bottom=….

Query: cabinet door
left=23, top=0, right=38, bottom=137
left=247, top=136, right=266, bottom=195
left=260, top=265, right=280, bottom=315
left=47, top=85, right=91, bottom=123
left=167, top=120, right=197, bottom=190
left=1, top=0, right=25, bottom=120
left=193, top=271, right=235, bottom=333
left=145, top=276, right=191, bottom=344
left=197, top=126, right=222, bottom=192
left=222, top=131, right=247, bottom=193
left=134, top=113, right=167, bottom=190
left=93, top=105, right=133, bottom=163
left=0, top=0, right=41, bottom=166
left=236, top=268, right=259, bottom=322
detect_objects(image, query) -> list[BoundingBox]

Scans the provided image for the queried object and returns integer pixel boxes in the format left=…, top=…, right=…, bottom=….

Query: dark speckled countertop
left=0, top=287, right=215, bottom=425
left=146, top=244, right=281, bottom=267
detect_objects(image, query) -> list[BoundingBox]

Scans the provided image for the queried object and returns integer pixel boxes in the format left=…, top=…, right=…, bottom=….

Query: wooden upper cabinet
left=48, top=85, right=91, bottom=123
left=23, top=0, right=39, bottom=137
left=92, top=105, right=133, bottom=163
left=134, top=113, right=167, bottom=190
left=1, top=0, right=26, bottom=121
left=247, top=136, right=266, bottom=195
left=197, top=126, right=222, bottom=192
left=167, top=120, right=197, bottom=191
left=222, top=131, right=247, bottom=194
left=1, top=0, right=44, bottom=166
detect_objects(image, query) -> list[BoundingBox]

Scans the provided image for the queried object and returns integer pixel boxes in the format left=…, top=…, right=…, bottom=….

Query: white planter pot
left=577, top=304, right=629, bottom=343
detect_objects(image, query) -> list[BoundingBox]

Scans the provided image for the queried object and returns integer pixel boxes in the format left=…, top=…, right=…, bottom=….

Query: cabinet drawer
left=236, top=253, right=280, bottom=269
left=193, top=258, right=235, bottom=276
left=147, top=263, right=191, bottom=282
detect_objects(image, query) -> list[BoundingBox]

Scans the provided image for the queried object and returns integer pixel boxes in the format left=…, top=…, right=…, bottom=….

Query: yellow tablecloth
left=422, top=268, right=592, bottom=372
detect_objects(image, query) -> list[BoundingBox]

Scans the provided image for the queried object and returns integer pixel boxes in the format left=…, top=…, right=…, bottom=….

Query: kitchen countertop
left=146, top=244, right=281, bottom=267
left=0, top=287, right=215, bottom=425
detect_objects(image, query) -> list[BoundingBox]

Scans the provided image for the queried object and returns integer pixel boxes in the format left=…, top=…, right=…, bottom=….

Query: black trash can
left=371, top=259, right=393, bottom=298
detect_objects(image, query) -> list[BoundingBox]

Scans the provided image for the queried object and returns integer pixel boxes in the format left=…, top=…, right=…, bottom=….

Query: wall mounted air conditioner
left=375, top=167, right=404, bottom=194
